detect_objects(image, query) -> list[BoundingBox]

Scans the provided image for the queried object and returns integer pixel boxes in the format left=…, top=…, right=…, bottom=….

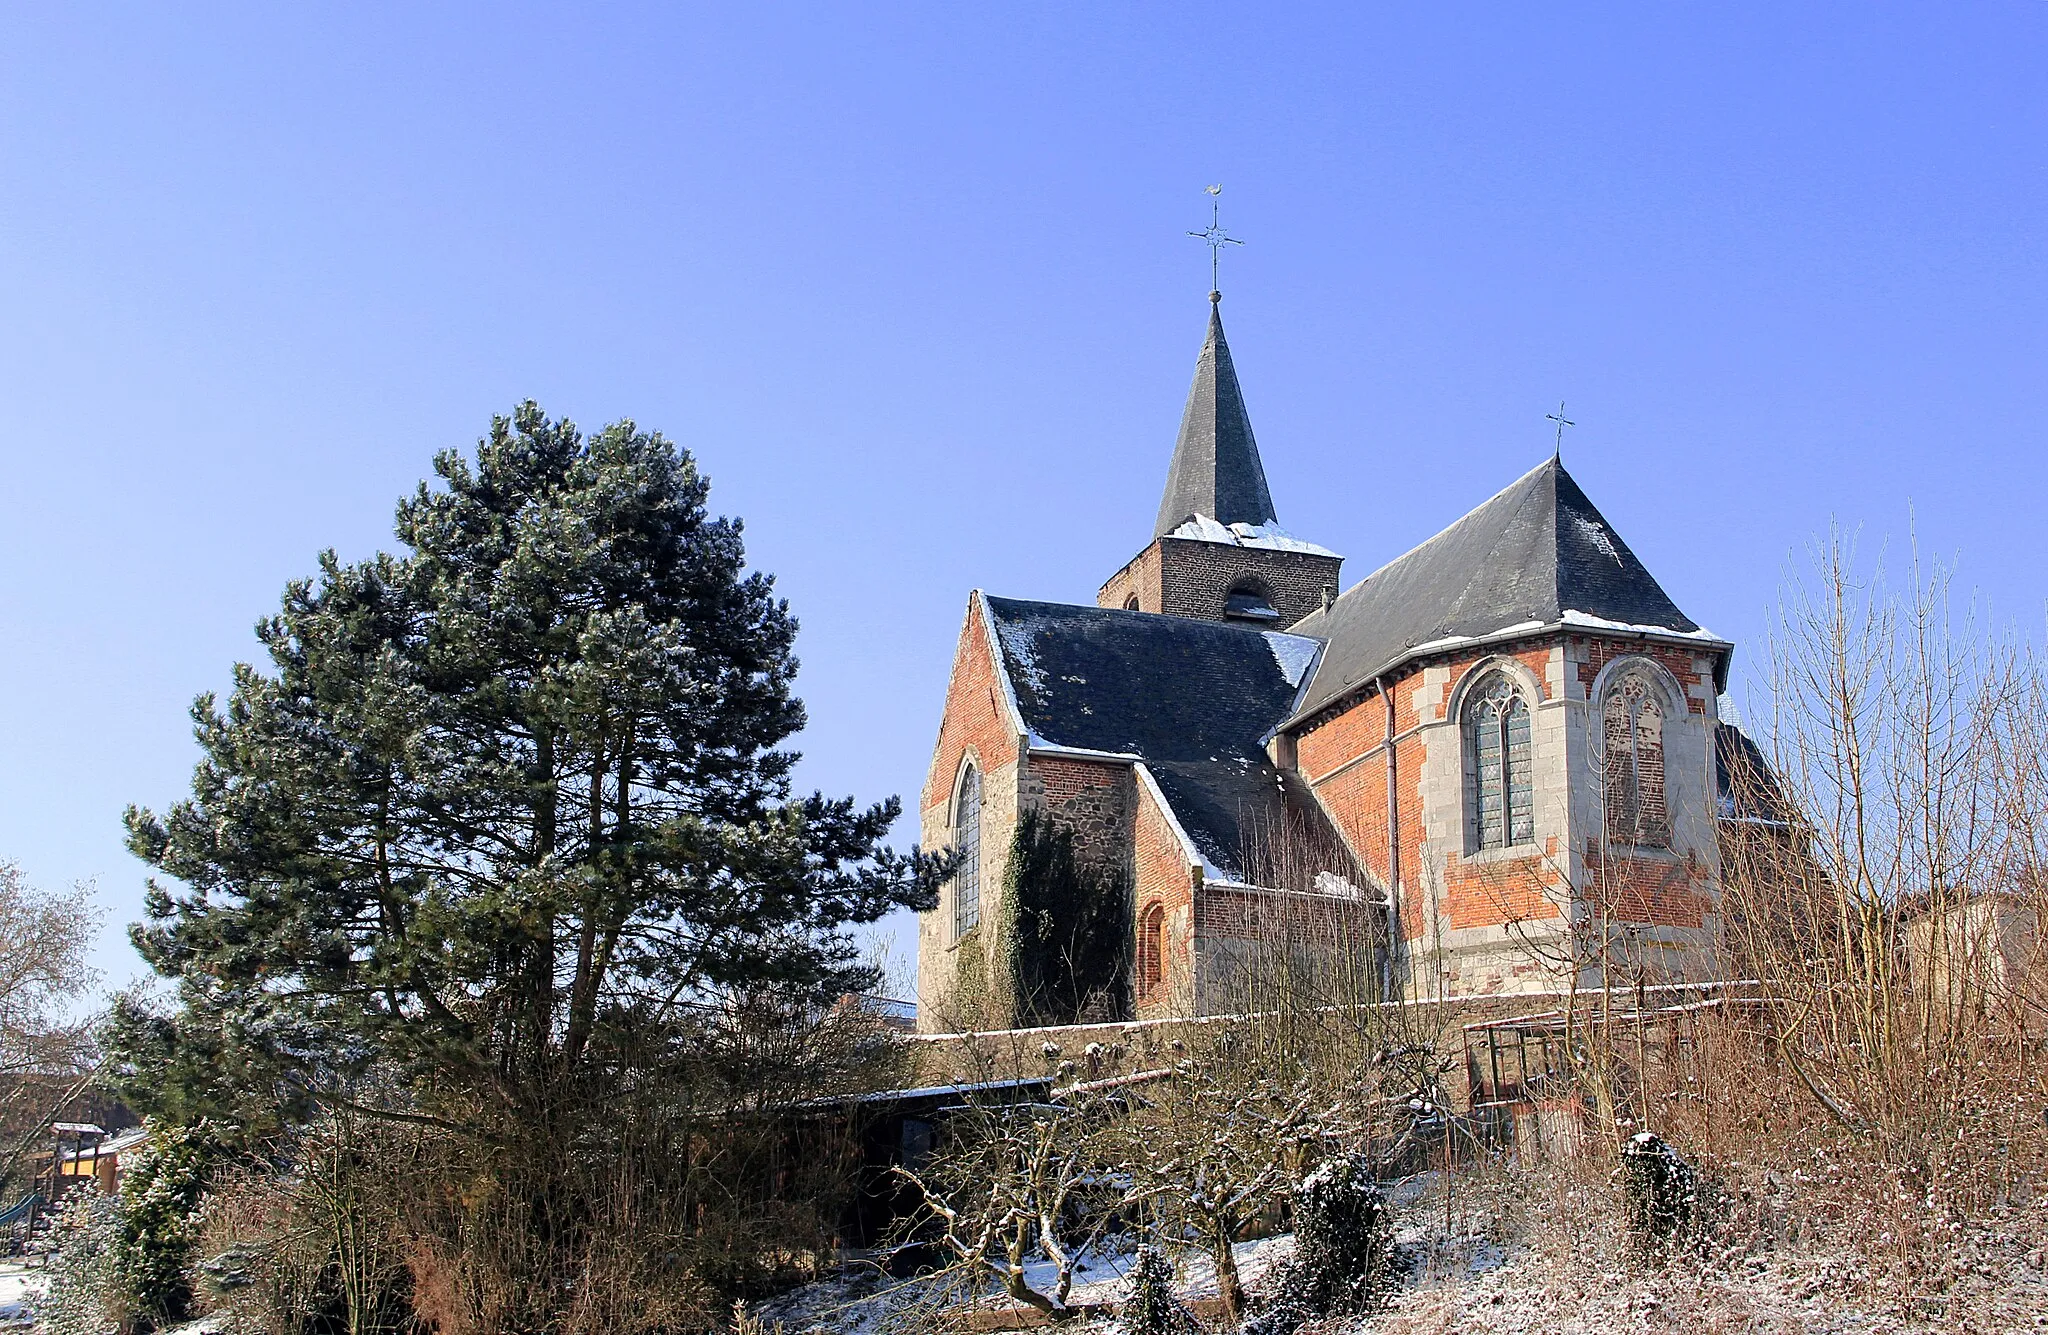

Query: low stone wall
left=904, top=980, right=1756, bottom=1113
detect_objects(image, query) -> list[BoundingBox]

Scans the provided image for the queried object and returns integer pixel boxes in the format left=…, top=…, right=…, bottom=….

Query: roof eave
left=1280, top=620, right=1735, bottom=733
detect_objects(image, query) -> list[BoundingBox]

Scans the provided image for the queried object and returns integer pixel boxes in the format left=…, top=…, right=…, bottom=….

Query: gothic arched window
left=952, top=766, right=982, bottom=937
left=1467, top=673, right=1534, bottom=850
left=1604, top=674, right=1670, bottom=847
left=1137, top=901, right=1166, bottom=996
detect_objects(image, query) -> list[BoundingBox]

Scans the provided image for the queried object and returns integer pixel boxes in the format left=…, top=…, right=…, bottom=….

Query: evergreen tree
left=118, top=403, right=942, bottom=1129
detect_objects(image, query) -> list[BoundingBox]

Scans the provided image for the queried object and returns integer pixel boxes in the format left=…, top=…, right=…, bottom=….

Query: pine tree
left=117, top=403, right=943, bottom=1129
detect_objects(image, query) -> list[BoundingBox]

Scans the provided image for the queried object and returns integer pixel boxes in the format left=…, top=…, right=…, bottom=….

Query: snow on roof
left=1260, top=631, right=1321, bottom=689
left=1282, top=458, right=1728, bottom=723
left=1559, top=608, right=1725, bottom=643
left=1168, top=513, right=1341, bottom=557
left=58, top=1125, right=149, bottom=1162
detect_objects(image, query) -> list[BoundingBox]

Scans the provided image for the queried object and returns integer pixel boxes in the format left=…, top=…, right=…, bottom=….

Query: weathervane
left=1188, top=184, right=1243, bottom=300
left=1546, top=401, right=1575, bottom=457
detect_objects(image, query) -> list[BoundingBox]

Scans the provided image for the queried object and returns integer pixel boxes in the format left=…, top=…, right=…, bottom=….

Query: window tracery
left=1604, top=673, right=1669, bottom=847
left=953, top=765, right=981, bottom=937
left=1467, top=673, right=1534, bottom=850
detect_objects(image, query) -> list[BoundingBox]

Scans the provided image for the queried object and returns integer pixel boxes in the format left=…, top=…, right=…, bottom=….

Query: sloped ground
left=755, top=1169, right=2048, bottom=1335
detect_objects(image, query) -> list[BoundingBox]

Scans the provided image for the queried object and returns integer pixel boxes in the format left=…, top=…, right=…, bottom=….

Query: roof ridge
left=1334, top=455, right=1557, bottom=601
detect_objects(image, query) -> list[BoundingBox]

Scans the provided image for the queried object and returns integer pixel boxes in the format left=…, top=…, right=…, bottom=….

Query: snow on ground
left=0, top=1264, right=43, bottom=1327
left=751, top=1172, right=2048, bottom=1334
left=1351, top=1243, right=2048, bottom=1335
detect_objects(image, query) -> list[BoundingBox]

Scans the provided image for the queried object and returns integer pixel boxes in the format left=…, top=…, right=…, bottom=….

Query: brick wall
left=1440, top=842, right=1563, bottom=930
left=921, top=597, right=1019, bottom=817
left=1576, top=638, right=1712, bottom=715
left=1098, top=537, right=1341, bottom=626
left=1295, top=674, right=1426, bottom=940
left=917, top=596, right=1025, bottom=1031
left=1582, top=843, right=1713, bottom=929
left=1295, top=643, right=1566, bottom=946
left=1158, top=538, right=1342, bottom=624
left=1193, top=885, right=1378, bottom=941
left=1133, top=772, right=1199, bottom=1018
left=1026, top=756, right=1134, bottom=867
left=1097, top=542, right=1163, bottom=613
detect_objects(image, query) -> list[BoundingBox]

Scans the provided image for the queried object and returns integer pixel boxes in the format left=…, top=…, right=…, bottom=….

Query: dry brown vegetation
left=160, top=534, right=2048, bottom=1334
left=867, top=536, right=2048, bottom=1333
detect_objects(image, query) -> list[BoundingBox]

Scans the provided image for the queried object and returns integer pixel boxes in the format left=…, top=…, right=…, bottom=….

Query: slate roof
left=981, top=595, right=1318, bottom=879
left=1284, top=457, right=1724, bottom=723
left=1715, top=722, right=1794, bottom=825
left=1154, top=299, right=1278, bottom=538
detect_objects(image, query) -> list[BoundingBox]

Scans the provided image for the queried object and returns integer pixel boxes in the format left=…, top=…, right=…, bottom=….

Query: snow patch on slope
left=1262, top=632, right=1320, bottom=687
left=1568, top=509, right=1625, bottom=565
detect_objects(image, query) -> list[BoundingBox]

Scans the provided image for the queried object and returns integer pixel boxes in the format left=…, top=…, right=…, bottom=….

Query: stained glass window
left=953, top=766, right=981, bottom=937
left=1604, top=674, right=1669, bottom=847
left=1469, top=674, right=1534, bottom=850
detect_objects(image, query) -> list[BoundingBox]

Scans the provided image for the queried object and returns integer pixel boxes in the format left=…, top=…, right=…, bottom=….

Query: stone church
left=916, top=292, right=1751, bottom=1032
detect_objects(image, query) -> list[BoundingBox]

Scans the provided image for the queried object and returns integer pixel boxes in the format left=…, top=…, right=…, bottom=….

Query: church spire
left=1154, top=294, right=1277, bottom=538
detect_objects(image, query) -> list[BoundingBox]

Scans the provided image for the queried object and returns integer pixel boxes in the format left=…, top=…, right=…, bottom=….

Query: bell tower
left=1099, top=293, right=1342, bottom=627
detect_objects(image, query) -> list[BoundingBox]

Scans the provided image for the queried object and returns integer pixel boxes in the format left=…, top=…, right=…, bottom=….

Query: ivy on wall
left=1003, top=811, right=1132, bottom=1026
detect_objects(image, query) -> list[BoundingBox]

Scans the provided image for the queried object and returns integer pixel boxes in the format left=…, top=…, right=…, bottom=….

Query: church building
left=916, top=291, right=1740, bottom=1032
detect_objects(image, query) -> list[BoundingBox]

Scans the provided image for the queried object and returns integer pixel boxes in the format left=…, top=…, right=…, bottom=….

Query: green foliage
left=1247, top=1153, right=1394, bottom=1334
left=1290, top=1153, right=1393, bottom=1315
left=116, top=402, right=944, bottom=1128
left=1621, top=1131, right=1702, bottom=1254
left=113, top=1120, right=227, bottom=1328
left=1113, top=1244, right=1200, bottom=1335
left=38, top=1187, right=126, bottom=1335
left=1004, top=811, right=1130, bottom=1026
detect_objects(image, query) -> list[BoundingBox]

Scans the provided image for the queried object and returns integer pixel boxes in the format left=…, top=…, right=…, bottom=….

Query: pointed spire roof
left=1283, top=457, right=1729, bottom=723
left=1154, top=296, right=1277, bottom=538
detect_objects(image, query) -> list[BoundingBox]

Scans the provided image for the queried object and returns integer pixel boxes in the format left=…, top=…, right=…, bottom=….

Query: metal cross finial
left=1188, top=184, right=1243, bottom=299
left=1546, top=401, right=1576, bottom=457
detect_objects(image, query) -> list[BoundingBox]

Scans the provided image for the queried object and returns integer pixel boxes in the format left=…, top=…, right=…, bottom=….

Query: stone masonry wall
left=917, top=596, right=1025, bottom=1032
left=1023, top=756, right=1134, bottom=868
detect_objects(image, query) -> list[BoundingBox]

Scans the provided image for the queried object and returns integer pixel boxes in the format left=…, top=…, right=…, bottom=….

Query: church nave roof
left=1284, top=456, right=1726, bottom=724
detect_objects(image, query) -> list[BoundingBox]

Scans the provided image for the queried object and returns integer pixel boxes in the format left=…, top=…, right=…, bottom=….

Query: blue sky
left=4, top=5, right=2045, bottom=993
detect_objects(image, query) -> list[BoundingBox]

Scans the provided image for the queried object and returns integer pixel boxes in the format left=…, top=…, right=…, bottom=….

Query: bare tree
left=892, top=1089, right=1121, bottom=1320
left=0, top=860, right=101, bottom=1200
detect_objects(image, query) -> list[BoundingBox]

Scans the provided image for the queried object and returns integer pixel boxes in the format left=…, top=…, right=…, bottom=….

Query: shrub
left=1293, top=1153, right=1394, bottom=1314
left=1620, top=1131, right=1698, bottom=1254
left=1245, top=1154, right=1393, bottom=1335
left=1114, top=1244, right=1199, bottom=1335
left=113, top=1120, right=226, bottom=1328
left=38, top=1187, right=126, bottom=1335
